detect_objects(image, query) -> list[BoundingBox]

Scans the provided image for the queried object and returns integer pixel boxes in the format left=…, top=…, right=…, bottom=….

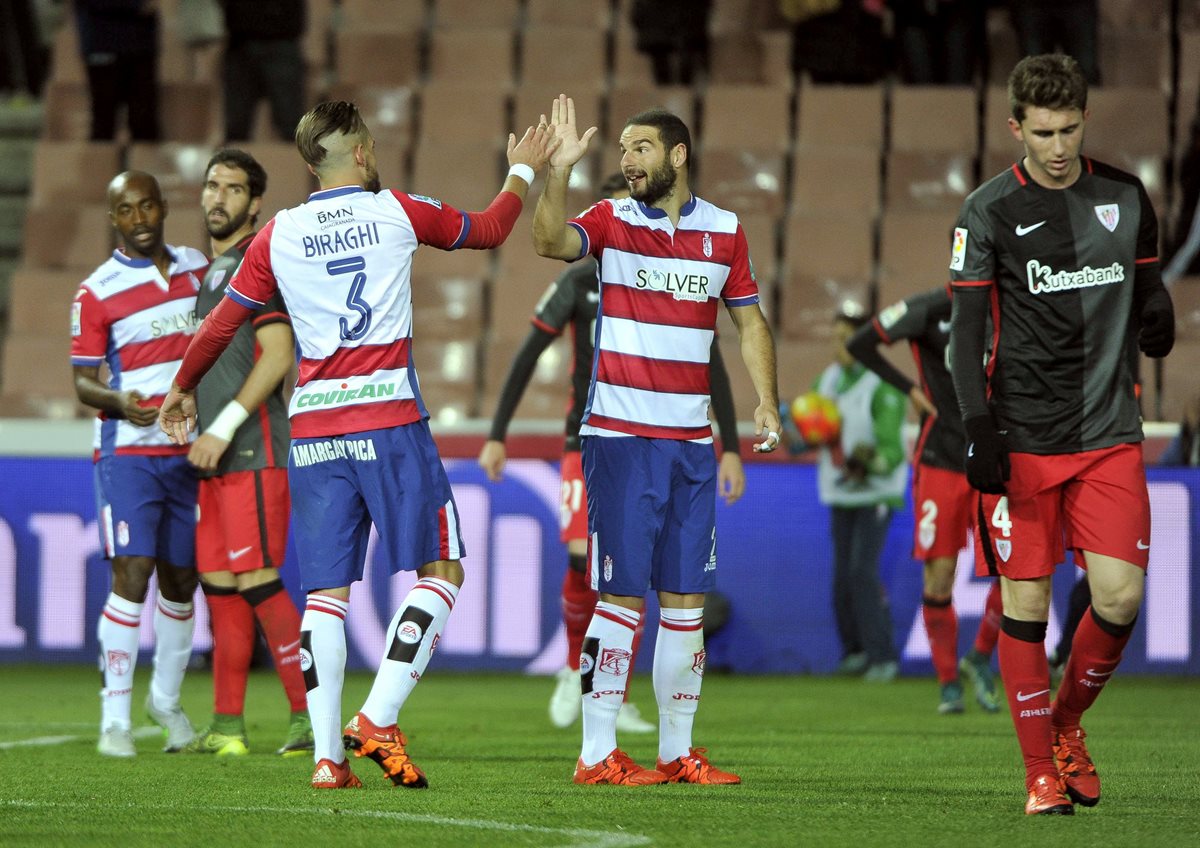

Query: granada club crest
left=692, top=649, right=707, bottom=676
left=702, top=232, right=713, bottom=258
left=107, top=649, right=130, bottom=675
left=599, top=647, right=632, bottom=675
left=603, top=554, right=613, bottom=582
left=1094, top=204, right=1119, bottom=232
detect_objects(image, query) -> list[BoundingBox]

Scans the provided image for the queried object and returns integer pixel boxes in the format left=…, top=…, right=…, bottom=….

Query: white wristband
left=206, top=400, right=249, bottom=442
left=507, top=163, right=536, bottom=186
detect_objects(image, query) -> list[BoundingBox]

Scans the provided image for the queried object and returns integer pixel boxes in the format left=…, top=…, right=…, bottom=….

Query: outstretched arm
left=727, top=303, right=781, bottom=453
left=457, top=124, right=559, bottom=250
left=533, top=95, right=599, bottom=260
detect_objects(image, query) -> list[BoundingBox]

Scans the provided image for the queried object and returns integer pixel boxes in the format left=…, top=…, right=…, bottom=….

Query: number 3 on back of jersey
left=327, top=256, right=372, bottom=341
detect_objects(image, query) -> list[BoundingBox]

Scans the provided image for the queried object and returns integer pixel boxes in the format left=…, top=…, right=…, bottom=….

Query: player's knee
left=111, top=556, right=156, bottom=600
left=419, top=558, right=464, bottom=588
left=1090, top=584, right=1143, bottom=626
left=156, top=565, right=198, bottom=601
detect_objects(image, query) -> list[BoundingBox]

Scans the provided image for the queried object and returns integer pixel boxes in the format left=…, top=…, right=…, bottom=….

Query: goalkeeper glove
left=964, top=414, right=1009, bottom=495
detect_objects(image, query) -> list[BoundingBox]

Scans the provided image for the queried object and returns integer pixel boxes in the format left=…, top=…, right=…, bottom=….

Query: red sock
left=973, top=581, right=1003, bottom=655
left=998, top=619, right=1055, bottom=784
left=245, top=581, right=307, bottom=713
left=562, top=568, right=597, bottom=671
left=922, top=595, right=959, bottom=684
left=1052, top=606, right=1133, bottom=731
left=205, top=588, right=255, bottom=716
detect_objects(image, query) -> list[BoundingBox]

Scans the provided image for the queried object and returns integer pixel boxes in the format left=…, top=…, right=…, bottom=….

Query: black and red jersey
left=949, top=158, right=1158, bottom=454
left=195, top=233, right=292, bottom=474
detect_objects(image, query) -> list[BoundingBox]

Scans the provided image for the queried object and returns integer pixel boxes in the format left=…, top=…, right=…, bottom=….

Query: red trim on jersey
left=289, top=397, right=422, bottom=439
left=944, top=282, right=953, bottom=297
left=951, top=279, right=993, bottom=288
left=251, top=310, right=290, bottom=328
left=1011, top=163, right=1026, bottom=185
left=437, top=505, right=450, bottom=560
left=585, top=412, right=713, bottom=441
left=985, top=288, right=1002, bottom=391
left=118, top=334, right=192, bottom=372
left=1135, top=257, right=1158, bottom=265
left=92, top=443, right=189, bottom=461
left=531, top=316, right=560, bottom=336
left=595, top=607, right=638, bottom=630
left=605, top=223, right=741, bottom=263
left=101, top=285, right=196, bottom=325
left=297, top=337, right=411, bottom=385
left=596, top=349, right=710, bottom=395
left=416, top=578, right=456, bottom=610
left=601, top=284, right=719, bottom=329
left=1083, top=156, right=1094, bottom=174
left=659, top=618, right=703, bottom=632
left=872, top=317, right=892, bottom=345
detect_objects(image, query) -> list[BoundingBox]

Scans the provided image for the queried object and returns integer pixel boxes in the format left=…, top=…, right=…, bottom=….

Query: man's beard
left=630, top=160, right=677, bottom=205
left=206, top=207, right=250, bottom=240
left=364, top=166, right=381, bottom=193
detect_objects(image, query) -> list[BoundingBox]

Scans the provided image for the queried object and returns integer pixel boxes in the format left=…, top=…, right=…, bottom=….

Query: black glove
left=964, top=414, right=1009, bottom=495
left=1138, top=287, right=1175, bottom=358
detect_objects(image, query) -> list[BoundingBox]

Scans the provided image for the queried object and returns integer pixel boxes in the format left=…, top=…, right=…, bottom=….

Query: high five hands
left=542, top=94, right=599, bottom=170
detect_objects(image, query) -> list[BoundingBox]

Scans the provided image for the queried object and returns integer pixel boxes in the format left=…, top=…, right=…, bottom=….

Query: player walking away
left=533, top=96, right=781, bottom=786
left=847, top=286, right=1003, bottom=714
left=479, top=173, right=746, bottom=734
left=949, top=54, right=1174, bottom=815
left=160, top=101, right=557, bottom=789
left=184, top=149, right=311, bottom=757
left=71, top=171, right=207, bottom=757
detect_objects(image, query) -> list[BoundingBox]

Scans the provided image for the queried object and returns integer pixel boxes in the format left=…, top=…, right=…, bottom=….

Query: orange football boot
left=1025, top=773, right=1074, bottom=815
left=311, top=757, right=362, bottom=789
left=343, top=712, right=428, bottom=788
left=573, top=749, right=668, bottom=785
left=657, top=748, right=741, bottom=785
left=1053, top=727, right=1100, bottom=807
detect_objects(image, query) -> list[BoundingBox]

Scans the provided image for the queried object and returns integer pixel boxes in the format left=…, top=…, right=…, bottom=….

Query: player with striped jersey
left=533, top=96, right=781, bottom=786
left=71, top=171, right=207, bottom=757
left=159, top=101, right=557, bottom=789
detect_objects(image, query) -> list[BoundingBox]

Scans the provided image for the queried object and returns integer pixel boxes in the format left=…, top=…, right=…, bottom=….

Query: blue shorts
left=288, top=421, right=465, bottom=591
left=94, top=454, right=197, bottom=567
left=582, top=436, right=717, bottom=596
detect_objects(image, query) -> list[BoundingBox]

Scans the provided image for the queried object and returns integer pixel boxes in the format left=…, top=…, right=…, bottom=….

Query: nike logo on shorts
left=1136, top=539, right=1150, bottom=550
left=1015, top=221, right=1046, bottom=236
left=1016, top=688, right=1050, bottom=702
left=228, top=546, right=253, bottom=560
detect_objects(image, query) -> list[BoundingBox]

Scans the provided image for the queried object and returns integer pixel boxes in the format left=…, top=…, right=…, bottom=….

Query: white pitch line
left=0, top=726, right=160, bottom=750
left=0, top=800, right=653, bottom=848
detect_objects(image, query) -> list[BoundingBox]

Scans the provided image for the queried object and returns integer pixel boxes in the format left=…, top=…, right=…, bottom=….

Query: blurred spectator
left=75, top=0, right=160, bottom=140
left=891, top=0, right=984, bottom=85
left=1165, top=114, right=1200, bottom=285
left=1159, top=392, right=1200, bottom=466
left=782, top=0, right=887, bottom=84
left=630, top=0, right=712, bottom=86
left=0, top=0, right=47, bottom=98
left=220, top=0, right=306, bottom=141
left=1006, top=0, right=1100, bottom=85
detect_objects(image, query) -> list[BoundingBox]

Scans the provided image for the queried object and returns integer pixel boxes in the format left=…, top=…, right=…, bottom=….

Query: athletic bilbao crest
left=702, top=232, right=713, bottom=257
left=599, top=647, right=632, bottom=675
left=1095, top=204, right=1119, bottom=232
left=996, top=540, right=1012, bottom=562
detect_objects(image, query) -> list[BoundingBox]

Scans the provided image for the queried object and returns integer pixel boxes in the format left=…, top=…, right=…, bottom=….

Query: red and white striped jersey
left=568, top=195, right=759, bottom=441
left=70, top=247, right=208, bottom=457
left=226, top=185, right=476, bottom=439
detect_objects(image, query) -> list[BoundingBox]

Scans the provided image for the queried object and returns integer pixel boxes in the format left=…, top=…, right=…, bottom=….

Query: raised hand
left=507, top=122, right=560, bottom=173
left=546, top=94, right=598, bottom=170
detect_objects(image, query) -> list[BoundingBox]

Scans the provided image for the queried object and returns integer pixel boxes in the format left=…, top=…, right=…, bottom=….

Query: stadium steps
left=0, top=95, right=43, bottom=394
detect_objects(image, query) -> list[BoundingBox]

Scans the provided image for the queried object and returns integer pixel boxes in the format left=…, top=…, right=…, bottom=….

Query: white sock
left=149, top=593, right=194, bottom=711
left=579, top=601, right=640, bottom=766
left=360, top=577, right=458, bottom=726
left=653, top=607, right=705, bottom=762
left=302, top=594, right=349, bottom=765
left=97, top=593, right=142, bottom=731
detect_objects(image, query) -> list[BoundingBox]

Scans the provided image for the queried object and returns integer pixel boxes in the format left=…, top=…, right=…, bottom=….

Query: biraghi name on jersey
left=302, top=222, right=381, bottom=258
left=291, top=437, right=378, bottom=467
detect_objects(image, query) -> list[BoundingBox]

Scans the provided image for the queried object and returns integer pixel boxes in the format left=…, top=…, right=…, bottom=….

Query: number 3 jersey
left=226, top=186, right=477, bottom=439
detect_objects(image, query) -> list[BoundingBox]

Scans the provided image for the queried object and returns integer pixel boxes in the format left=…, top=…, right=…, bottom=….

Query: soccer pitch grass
left=0, top=667, right=1196, bottom=847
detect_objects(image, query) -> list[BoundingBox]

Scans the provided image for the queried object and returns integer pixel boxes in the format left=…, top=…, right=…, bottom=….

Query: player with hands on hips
left=533, top=94, right=779, bottom=785
left=161, top=101, right=558, bottom=789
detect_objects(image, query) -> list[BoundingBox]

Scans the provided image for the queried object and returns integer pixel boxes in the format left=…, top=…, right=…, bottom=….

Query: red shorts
left=196, top=468, right=291, bottom=574
left=974, top=443, right=1149, bottom=580
left=560, top=450, right=588, bottom=543
left=911, top=463, right=972, bottom=560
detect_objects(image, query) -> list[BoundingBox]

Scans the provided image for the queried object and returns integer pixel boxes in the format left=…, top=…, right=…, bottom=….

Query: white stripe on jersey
left=120, top=361, right=181, bottom=396
left=290, top=367, right=416, bottom=414
left=589, top=382, right=710, bottom=432
left=109, top=298, right=199, bottom=349
left=599, top=247, right=734, bottom=299
left=597, top=315, right=714, bottom=362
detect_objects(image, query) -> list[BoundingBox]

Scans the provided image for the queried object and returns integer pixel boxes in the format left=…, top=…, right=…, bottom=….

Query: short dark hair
left=599, top=172, right=627, bottom=197
left=1008, top=54, right=1088, bottom=123
left=625, top=108, right=691, bottom=167
left=205, top=148, right=267, bottom=199
left=295, top=101, right=368, bottom=170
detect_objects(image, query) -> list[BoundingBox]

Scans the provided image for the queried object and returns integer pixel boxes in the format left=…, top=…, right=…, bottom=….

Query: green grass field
left=0, top=666, right=1197, bottom=847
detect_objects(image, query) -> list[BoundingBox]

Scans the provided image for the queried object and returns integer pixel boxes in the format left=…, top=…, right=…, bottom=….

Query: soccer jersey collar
left=112, top=245, right=177, bottom=270
left=308, top=185, right=365, bottom=202
left=636, top=193, right=697, bottom=219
